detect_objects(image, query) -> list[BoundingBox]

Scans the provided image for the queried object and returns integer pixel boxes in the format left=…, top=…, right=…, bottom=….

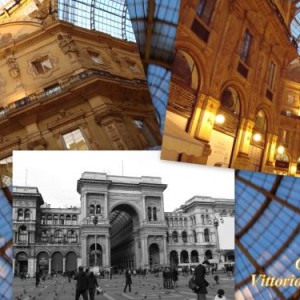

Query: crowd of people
left=18, top=262, right=233, bottom=299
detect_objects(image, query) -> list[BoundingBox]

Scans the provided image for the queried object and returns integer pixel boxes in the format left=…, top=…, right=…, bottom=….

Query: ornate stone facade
left=162, top=0, right=300, bottom=177
left=13, top=172, right=234, bottom=277
left=0, top=0, right=161, bottom=160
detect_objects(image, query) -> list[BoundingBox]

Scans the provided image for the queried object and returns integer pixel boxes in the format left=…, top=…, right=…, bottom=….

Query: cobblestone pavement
left=13, top=273, right=234, bottom=300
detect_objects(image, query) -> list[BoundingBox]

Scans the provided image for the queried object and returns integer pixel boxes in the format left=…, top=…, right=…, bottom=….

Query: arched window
left=66, top=215, right=71, bottom=225
left=24, top=209, right=30, bottom=221
left=172, top=231, right=178, bottom=243
left=90, top=205, right=95, bottom=214
left=17, top=209, right=24, bottom=221
left=96, top=205, right=101, bottom=214
left=67, top=230, right=77, bottom=243
left=193, top=230, right=197, bottom=243
left=72, top=215, right=77, bottom=224
left=182, top=231, right=188, bottom=243
left=153, top=207, right=157, bottom=221
left=220, top=88, right=241, bottom=115
left=53, top=215, right=59, bottom=225
left=180, top=250, right=189, bottom=263
left=59, top=215, right=65, bottom=225
left=204, top=228, right=210, bottom=242
left=54, top=230, right=63, bottom=243
left=191, top=250, right=199, bottom=263
left=47, top=215, right=52, bottom=225
left=18, top=225, right=28, bottom=243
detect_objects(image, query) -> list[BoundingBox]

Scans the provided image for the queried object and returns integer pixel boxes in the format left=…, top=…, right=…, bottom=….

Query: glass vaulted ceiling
left=291, top=1, right=300, bottom=53
left=0, top=188, right=12, bottom=300
left=235, top=171, right=300, bottom=300
left=0, top=0, right=17, bottom=14
left=58, top=0, right=136, bottom=41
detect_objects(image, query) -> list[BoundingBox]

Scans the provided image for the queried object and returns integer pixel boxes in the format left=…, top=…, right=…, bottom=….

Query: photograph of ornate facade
left=0, top=0, right=162, bottom=161
left=12, top=151, right=234, bottom=278
left=13, top=174, right=234, bottom=277
left=161, top=0, right=300, bottom=177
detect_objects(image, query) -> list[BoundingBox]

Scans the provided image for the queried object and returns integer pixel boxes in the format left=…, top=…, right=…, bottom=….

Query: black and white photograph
left=12, top=151, right=234, bottom=300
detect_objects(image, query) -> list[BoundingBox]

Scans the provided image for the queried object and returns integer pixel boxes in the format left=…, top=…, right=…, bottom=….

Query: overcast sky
left=13, top=151, right=235, bottom=249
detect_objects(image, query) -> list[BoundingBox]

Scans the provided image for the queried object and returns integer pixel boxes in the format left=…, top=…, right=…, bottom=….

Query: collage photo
left=0, top=1, right=299, bottom=300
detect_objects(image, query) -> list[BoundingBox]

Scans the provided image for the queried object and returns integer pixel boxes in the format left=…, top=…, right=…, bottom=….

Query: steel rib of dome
left=235, top=170, right=300, bottom=300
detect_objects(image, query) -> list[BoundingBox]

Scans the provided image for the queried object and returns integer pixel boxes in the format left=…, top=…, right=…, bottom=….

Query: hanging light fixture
left=215, top=114, right=225, bottom=124
left=277, top=145, right=285, bottom=155
left=253, top=133, right=262, bottom=142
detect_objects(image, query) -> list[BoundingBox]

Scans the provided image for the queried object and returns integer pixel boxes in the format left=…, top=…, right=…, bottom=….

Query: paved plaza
left=13, top=273, right=234, bottom=300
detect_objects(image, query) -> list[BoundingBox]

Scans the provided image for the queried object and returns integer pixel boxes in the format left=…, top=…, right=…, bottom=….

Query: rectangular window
left=62, top=129, right=89, bottom=150
left=196, top=0, right=217, bottom=26
left=88, top=51, right=103, bottom=64
left=268, top=61, right=276, bottom=90
left=240, top=30, right=252, bottom=64
left=32, top=56, right=53, bottom=75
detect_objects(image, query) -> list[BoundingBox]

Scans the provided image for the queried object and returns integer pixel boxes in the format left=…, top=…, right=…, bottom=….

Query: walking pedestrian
left=194, top=262, right=209, bottom=300
left=88, top=272, right=98, bottom=300
left=123, top=269, right=132, bottom=292
left=35, top=272, right=40, bottom=287
left=74, top=266, right=89, bottom=300
left=172, top=268, right=178, bottom=288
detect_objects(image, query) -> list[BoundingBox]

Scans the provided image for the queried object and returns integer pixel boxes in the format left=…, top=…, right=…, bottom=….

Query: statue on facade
left=6, top=57, right=20, bottom=80
left=57, top=33, right=79, bottom=59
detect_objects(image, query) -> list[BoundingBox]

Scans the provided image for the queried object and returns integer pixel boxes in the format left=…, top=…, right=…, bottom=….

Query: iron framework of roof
left=235, top=170, right=300, bottom=300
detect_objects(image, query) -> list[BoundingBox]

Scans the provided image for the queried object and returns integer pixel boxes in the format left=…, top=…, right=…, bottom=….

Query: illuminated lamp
left=277, top=145, right=285, bottom=155
left=215, top=114, right=225, bottom=124
left=253, top=133, right=262, bottom=142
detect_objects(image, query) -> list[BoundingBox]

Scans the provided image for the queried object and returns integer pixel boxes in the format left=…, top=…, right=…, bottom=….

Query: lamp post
left=93, top=215, right=98, bottom=273
left=213, top=216, right=224, bottom=263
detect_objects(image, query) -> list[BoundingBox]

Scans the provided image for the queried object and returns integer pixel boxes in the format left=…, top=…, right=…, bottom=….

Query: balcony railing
left=0, top=69, right=147, bottom=120
left=281, top=110, right=300, bottom=120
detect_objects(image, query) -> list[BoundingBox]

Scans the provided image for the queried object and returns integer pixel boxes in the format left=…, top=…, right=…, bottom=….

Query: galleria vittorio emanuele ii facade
left=13, top=172, right=234, bottom=277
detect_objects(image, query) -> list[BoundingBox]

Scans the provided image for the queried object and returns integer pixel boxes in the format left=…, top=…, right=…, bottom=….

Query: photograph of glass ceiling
left=0, top=187, right=12, bottom=300
left=290, top=1, right=300, bottom=53
left=58, top=0, right=180, bottom=132
left=235, top=170, right=300, bottom=300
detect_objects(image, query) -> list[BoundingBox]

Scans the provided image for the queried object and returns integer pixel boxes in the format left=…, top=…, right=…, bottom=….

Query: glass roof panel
left=236, top=171, right=300, bottom=300
left=58, top=0, right=136, bottom=42
left=0, top=0, right=16, bottom=14
left=0, top=187, right=12, bottom=300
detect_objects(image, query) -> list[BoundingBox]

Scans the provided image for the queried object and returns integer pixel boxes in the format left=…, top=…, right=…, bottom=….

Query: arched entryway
left=89, top=243, right=102, bottom=267
left=180, top=250, right=189, bottom=264
left=205, top=250, right=212, bottom=259
left=170, top=250, right=179, bottom=268
left=149, top=243, right=160, bottom=267
left=52, top=252, right=63, bottom=274
left=66, top=251, right=77, bottom=272
left=36, top=252, right=49, bottom=275
left=191, top=250, right=199, bottom=263
left=15, top=252, right=28, bottom=276
left=110, top=204, right=139, bottom=270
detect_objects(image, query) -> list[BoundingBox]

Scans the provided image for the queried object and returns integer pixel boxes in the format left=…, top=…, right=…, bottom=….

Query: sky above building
left=13, top=151, right=234, bottom=249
